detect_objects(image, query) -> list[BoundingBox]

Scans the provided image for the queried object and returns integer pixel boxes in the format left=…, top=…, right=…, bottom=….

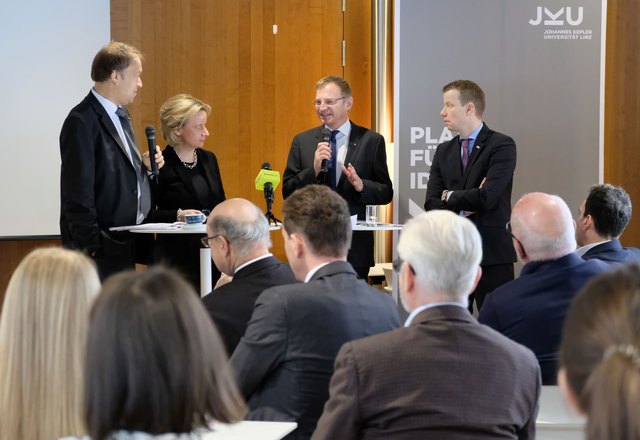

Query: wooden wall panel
left=604, top=0, right=640, bottom=247
left=111, top=0, right=357, bottom=260
left=0, top=240, right=60, bottom=306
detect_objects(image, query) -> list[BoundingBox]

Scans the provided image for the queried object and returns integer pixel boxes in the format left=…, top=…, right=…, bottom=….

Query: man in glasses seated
left=201, top=198, right=297, bottom=355
left=479, top=192, right=607, bottom=385
left=282, top=76, right=393, bottom=281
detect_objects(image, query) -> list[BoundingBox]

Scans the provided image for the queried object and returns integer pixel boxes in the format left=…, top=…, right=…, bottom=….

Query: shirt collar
left=234, top=253, right=273, bottom=274
left=304, top=261, right=332, bottom=282
left=91, top=88, right=119, bottom=116
left=404, top=301, right=467, bottom=327
left=575, top=240, right=610, bottom=257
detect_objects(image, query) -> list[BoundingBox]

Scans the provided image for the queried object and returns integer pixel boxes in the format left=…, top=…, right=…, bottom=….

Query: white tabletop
left=118, top=222, right=403, bottom=234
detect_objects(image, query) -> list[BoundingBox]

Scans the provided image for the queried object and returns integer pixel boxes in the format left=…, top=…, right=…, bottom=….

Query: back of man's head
left=398, top=210, right=482, bottom=303
left=584, top=183, right=632, bottom=239
left=282, top=185, right=351, bottom=258
left=207, top=198, right=271, bottom=259
left=511, top=192, right=576, bottom=262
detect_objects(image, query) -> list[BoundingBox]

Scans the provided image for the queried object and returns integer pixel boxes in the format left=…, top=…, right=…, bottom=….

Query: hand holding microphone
left=143, top=126, right=162, bottom=178
left=314, top=128, right=332, bottom=176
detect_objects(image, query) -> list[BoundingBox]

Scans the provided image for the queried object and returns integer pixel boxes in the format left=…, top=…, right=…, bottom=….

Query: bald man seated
left=201, top=198, right=297, bottom=355
left=478, top=192, right=608, bottom=385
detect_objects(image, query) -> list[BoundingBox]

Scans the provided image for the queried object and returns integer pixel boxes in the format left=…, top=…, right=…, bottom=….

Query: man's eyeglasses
left=505, top=221, right=517, bottom=240
left=200, top=234, right=221, bottom=248
left=392, top=258, right=415, bottom=275
left=313, top=97, right=346, bottom=107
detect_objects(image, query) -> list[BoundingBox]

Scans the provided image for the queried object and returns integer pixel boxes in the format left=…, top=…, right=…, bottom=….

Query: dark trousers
left=469, top=263, right=514, bottom=312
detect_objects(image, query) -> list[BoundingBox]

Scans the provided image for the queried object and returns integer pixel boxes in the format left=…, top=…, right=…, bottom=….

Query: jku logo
left=529, top=7, right=584, bottom=26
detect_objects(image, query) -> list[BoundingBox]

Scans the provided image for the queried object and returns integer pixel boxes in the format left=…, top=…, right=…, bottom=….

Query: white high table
left=129, top=222, right=403, bottom=296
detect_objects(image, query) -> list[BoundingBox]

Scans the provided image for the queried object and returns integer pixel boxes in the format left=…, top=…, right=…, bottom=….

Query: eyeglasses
left=313, top=97, right=346, bottom=107
left=505, top=221, right=517, bottom=240
left=506, top=221, right=526, bottom=255
left=200, top=234, right=222, bottom=248
left=392, top=258, right=415, bottom=275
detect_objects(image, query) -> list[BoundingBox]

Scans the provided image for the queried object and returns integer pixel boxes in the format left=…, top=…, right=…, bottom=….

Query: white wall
left=0, top=0, right=110, bottom=237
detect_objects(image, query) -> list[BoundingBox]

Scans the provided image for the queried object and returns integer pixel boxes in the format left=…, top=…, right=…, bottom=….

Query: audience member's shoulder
left=581, top=256, right=610, bottom=272
left=480, top=324, right=540, bottom=367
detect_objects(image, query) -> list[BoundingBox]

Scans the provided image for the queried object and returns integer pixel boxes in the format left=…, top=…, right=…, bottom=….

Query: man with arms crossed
left=283, top=76, right=393, bottom=279
left=231, top=185, right=400, bottom=440
left=313, top=210, right=540, bottom=439
left=60, top=41, right=164, bottom=280
left=424, top=79, right=516, bottom=311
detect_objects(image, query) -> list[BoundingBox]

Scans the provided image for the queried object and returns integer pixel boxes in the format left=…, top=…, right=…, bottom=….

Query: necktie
left=116, top=107, right=151, bottom=218
left=461, top=138, right=470, bottom=171
left=329, top=129, right=339, bottom=190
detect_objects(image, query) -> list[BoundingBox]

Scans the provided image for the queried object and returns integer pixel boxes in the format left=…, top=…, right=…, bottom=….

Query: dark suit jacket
left=312, top=305, right=541, bottom=440
left=230, top=261, right=401, bottom=440
left=581, top=239, right=640, bottom=265
left=202, top=255, right=297, bottom=355
left=479, top=253, right=608, bottom=384
left=424, top=124, right=516, bottom=266
left=154, top=146, right=225, bottom=288
left=60, top=91, right=153, bottom=278
left=282, top=122, right=393, bottom=270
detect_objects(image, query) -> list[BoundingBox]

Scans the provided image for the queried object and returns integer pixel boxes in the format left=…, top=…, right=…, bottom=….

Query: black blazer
left=154, top=146, right=225, bottom=288
left=202, top=255, right=297, bottom=355
left=230, top=261, right=401, bottom=439
left=60, top=92, right=153, bottom=270
left=282, top=122, right=393, bottom=269
left=424, top=124, right=517, bottom=266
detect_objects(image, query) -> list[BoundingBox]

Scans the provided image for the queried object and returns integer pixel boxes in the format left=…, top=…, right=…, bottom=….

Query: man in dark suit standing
left=425, top=80, right=516, bottom=311
left=201, top=198, right=297, bottom=355
left=575, top=183, right=640, bottom=264
left=283, top=76, right=393, bottom=279
left=230, top=185, right=400, bottom=440
left=59, top=42, right=164, bottom=280
left=313, top=210, right=540, bottom=440
left=479, top=193, right=608, bottom=384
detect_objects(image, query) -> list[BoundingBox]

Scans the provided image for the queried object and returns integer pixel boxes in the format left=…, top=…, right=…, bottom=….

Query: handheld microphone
left=145, top=126, right=159, bottom=178
left=320, top=127, right=331, bottom=173
left=255, top=163, right=281, bottom=212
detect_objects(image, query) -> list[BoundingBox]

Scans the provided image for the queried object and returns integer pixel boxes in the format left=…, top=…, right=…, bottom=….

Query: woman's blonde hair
left=0, top=247, right=100, bottom=440
left=159, top=93, right=211, bottom=145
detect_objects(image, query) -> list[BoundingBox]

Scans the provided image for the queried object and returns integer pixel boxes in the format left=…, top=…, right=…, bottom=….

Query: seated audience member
left=0, top=247, right=100, bottom=440
left=558, top=263, right=640, bottom=440
left=575, top=183, right=640, bottom=264
left=65, top=267, right=246, bottom=440
left=230, top=184, right=401, bottom=440
left=201, top=198, right=297, bottom=355
left=313, top=210, right=541, bottom=440
left=479, top=192, right=607, bottom=385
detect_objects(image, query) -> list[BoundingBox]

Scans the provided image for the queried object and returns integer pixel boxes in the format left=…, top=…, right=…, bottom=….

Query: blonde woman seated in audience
left=62, top=267, right=246, bottom=440
left=558, top=263, right=640, bottom=440
left=0, top=247, right=101, bottom=440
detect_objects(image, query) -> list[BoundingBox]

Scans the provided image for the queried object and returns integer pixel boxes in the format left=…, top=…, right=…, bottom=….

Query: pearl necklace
left=181, top=150, right=198, bottom=169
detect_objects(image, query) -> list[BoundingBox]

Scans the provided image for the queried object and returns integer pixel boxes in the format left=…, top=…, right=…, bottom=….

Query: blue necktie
left=116, top=107, right=151, bottom=218
left=329, top=129, right=339, bottom=189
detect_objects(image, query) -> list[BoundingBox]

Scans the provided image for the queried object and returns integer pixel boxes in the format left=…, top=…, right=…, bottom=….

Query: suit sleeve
left=311, top=343, right=361, bottom=440
left=424, top=145, right=448, bottom=211
left=229, top=289, right=288, bottom=398
left=350, top=133, right=393, bottom=206
left=283, top=134, right=318, bottom=199
left=446, top=136, right=516, bottom=212
left=60, top=112, right=101, bottom=251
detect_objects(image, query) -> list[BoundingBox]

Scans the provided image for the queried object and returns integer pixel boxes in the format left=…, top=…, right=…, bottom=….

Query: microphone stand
left=263, top=185, right=281, bottom=225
